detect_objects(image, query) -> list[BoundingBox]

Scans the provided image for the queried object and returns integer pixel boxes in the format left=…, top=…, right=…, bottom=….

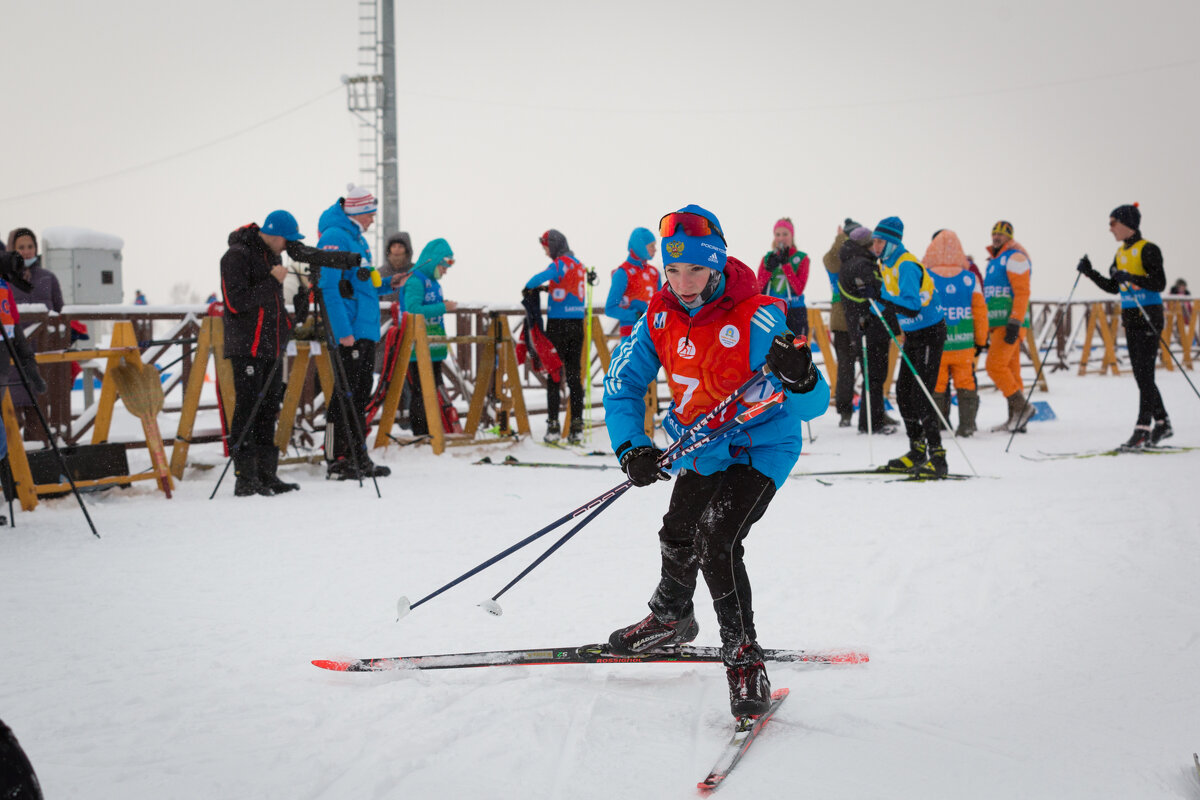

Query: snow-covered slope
left=2, top=369, right=1199, bottom=799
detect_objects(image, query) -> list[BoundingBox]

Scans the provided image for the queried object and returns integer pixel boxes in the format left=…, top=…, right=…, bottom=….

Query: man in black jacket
left=220, top=210, right=303, bottom=496
left=838, top=222, right=897, bottom=435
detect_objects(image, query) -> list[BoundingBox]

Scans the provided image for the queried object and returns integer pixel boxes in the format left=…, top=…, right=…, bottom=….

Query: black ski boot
left=1121, top=425, right=1152, bottom=451
left=234, top=449, right=273, bottom=497
left=567, top=418, right=584, bottom=445
left=1150, top=417, right=1173, bottom=446
left=259, top=446, right=299, bottom=493
left=609, top=610, right=699, bottom=655
left=723, top=641, right=771, bottom=717
left=543, top=418, right=561, bottom=444
left=910, top=445, right=948, bottom=479
left=881, top=440, right=927, bottom=473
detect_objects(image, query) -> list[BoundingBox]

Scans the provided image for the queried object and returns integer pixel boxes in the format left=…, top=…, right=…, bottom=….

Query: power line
left=0, top=86, right=344, bottom=205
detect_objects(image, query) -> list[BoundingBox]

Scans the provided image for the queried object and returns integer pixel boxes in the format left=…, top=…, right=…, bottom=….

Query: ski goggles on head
left=659, top=212, right=726, bottom=244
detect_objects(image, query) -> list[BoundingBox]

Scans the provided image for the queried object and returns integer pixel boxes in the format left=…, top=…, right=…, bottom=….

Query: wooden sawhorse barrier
left=1078, top=302, right=1123, bottom=376
left=373, top=313, right=531, bottom=455
left=5, top=321, right=174, bottom=511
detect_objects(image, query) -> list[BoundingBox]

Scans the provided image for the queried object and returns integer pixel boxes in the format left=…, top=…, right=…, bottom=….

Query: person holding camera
left=525, top=229, right=589, bottom=444
left=756, top=218, right=810, bottom=338
left=315, top=185, right=392, bottom=479
left=219, top=210, right=304, bottom=497
left=4, top=228, right=61, bottom=445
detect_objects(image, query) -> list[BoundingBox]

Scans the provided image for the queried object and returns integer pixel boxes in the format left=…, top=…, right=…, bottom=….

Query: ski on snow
left=698, top=688, right=790, bottom=793
left=1022, top=444, right=1196, bottom=462
left=312, top=643, right=868, bottom=673
left=473, top=455, right=620, bottom=471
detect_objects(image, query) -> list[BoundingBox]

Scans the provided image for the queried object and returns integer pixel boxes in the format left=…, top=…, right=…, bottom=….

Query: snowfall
left=2, top=354, right=1199, bottom=799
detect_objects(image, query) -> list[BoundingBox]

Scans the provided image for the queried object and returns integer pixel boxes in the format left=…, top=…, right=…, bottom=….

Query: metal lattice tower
left=342, top=0, right=397, bottom=263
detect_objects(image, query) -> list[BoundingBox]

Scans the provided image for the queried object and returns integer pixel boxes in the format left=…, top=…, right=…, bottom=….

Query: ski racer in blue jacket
left=603, top=204, right=829, bottom=719
left=314, top=185, right=391, bottom=479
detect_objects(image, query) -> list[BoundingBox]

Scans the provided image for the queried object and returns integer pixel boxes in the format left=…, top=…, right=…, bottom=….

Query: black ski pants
left=832, top=329, right=856, bottom=418
left=329, top=339, right=376, bottom=460
left=229, top=355, right=284, bottom=451
left=897, top=320, right=946, bottom=448
left=545, top=318, right=584, bottom=427
left=858, top=321, right=892, bottom=432
left=406, top=360, right=445, bottom=436
left=1124, top=305, right=1167, bottom=426
left=649, top=465, right=777, bottom=647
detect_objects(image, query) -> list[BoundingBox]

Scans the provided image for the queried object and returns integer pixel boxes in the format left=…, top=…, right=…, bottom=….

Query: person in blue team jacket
left=403, top=238, right=457, bottom=436
left=315, top=184, right=392, bottom=479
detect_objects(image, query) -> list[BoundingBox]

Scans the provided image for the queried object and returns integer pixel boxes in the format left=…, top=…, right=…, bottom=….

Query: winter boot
left=543, top=418, right=561, bottom=444
left=567, top=418, right=584, bottom=445
left=723, top=641, right=771, bottom=717
left=990, top=392, right=1020, bottom=432
left=1011, top=393, right=1034, bottom=432
left=882, top=440, right=927, bottom=473
left=609, top=609, right=699, bottom=655
left=932, top=392, right=950, bottom=430
left=258, top=446, right=299, bottom=493
left=1150, top=417, right=1173, bottom=445
left=1121, top=425, right=1152, bottom=451
left=955, top=390, right=979, bottom=437
left=910, top=445, right=948, bottom=479
left=361, top=451, right=391, bottom=477
left=234, top=448, right=272, bottom=497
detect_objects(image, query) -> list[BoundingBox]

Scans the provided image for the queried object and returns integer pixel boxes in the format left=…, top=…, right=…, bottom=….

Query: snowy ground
left=3, top=366, right=1200, bottom=799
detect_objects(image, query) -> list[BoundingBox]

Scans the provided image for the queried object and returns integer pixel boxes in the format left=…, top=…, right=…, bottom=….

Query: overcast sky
left=3, top=0, right=1197, bottom=309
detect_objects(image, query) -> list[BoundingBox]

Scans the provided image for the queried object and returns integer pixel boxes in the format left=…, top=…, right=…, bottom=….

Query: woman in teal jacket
left=403, top=238, right=457, bottom=435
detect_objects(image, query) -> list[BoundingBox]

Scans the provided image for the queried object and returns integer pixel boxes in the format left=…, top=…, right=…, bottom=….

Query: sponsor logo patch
left=676, top=337, right=696, bottom=359
left=718, top=324, right=740, bottom=347
left=653, top=312, right=666, bottom=329
left=666, top=241, right=685, bottom=258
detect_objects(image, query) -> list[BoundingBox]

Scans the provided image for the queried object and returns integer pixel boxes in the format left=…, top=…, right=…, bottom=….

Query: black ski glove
left=974, top=343, right=988, bottom=358
left=586, top=269, right=597, bottom=286
left=338, top=279, right=354, bottom=299
left=521, top=287, right=542, bottom=301
left=25, top=364, right=47, bottom=395
left=1110, top=269, right=1137, bottom=286
left=619, top=446, right=669, bottom=487
left=1004, top=319, right=1021, bottom=345
left=1076, top=255, right=1093, bottom=274
left=765, top=333, right=819, bottom=393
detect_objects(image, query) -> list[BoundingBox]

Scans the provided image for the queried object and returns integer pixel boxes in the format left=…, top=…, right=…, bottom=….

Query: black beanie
left=1110, top=203, right=1140, bottom=231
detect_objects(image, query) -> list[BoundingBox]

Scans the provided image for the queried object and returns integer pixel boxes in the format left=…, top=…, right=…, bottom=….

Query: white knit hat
left=343, top=183, right=377, bottom=216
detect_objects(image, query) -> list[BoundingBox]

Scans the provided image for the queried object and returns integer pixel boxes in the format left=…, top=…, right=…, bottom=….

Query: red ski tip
left=312, top=659, right=352, bottom=671
left=829, top=651, right=870, bottom=664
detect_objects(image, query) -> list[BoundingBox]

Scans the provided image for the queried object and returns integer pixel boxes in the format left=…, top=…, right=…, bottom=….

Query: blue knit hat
left=873, top=216, right=904, bottom=245
left=261, top=210, right=304, bottom=241
left=628, top=227, right=656, bottom=261
left=661, top=204, right=727, bottom=271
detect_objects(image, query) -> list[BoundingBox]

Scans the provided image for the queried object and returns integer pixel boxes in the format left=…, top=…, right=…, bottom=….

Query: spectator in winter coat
left=924, top=230, right=989, bottom=437
left=219, top=210, right=303, bottom=497
left=525, top=229, right=588, bottom=444
left=1077, top=203, right=1171, bottom=449
left=871, top=216, right=948, bottom=477
left=605, top=227, right=660, bottom=341
left=822, top=221, right=854, bottom=426
left=838, top=224, right=896, bottom=435
left=983, top=220, right=1034, bottom=433
left=379, top=231, right=414, bottom=303
left=4, top=228, right=62, bottom=443
left=604, top=204, right=829, bottom=719
left=756, top=218, right=810, bottom=338
left=315, top=185, right=392, bottom=480
left=403, top=238, right=457, bottom=436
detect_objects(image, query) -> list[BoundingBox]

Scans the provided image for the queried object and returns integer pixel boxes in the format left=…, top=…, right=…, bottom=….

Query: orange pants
left=985, top=327, right=1025, bottom=397
left=935, top=348, right=977, bottom=392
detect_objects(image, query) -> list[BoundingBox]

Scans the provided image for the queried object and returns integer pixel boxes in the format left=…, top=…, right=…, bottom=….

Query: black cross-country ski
left=312, top=644, right=868, bottom=673
left=794, top=468, right=975, bottom=480
left=698, top=687, right=789, bottom=792
left=1022, top=444, right=1196, bottom=462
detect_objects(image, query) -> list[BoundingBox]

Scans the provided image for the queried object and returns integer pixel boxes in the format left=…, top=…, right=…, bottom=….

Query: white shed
left=41, top=226, right=124, bottom=304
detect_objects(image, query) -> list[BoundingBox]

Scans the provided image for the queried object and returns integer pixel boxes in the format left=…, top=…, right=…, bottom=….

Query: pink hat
left=773, top=218, right=794, bottom=235
left=343, top=184, right=378, bottom=216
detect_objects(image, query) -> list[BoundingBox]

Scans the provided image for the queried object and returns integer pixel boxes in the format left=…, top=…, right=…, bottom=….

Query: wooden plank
left=1100, top=304, right=1122, bottom=375
left=274, top=344, right=311, bottom=451
left=411, top=315, right=446, bottom=455
left=2, top=389, right=38, bottom=511
left=807, top=307, right=835, bottom=402
left=209, top=317, right=237, bottom=429
left=34, top=472, right=164, bottom=495
left=498, top=315, right=531, bottom=436
left=170, top=316, right=214, bottom=479
left=463, top=326, right=495, bottom=436
left=1078, top=303, right=1100, bottom=375
left=91, top=321, right=139, bottom=444
left=373, top=318, right=416, bottom=448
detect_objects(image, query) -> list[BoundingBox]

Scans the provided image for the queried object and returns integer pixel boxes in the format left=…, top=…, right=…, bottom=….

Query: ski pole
left=1126, top=285, right=1200, bottom=402
left=861, top=331, right=874, bottom=467
left=396, top=365, right=776, bottom=619
left=1005, top=272, right=1082, bottom=453
left=479, top=387, right=787, bottom=615
left=868, top=299, right=979, bottom=477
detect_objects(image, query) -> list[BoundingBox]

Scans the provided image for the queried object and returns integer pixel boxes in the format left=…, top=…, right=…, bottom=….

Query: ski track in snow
left=2, top=370, right=1200, bottom=798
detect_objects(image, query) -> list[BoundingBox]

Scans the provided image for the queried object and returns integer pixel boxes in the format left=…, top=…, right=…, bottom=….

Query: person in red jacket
left=756, top=218, right=810, bottom=338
